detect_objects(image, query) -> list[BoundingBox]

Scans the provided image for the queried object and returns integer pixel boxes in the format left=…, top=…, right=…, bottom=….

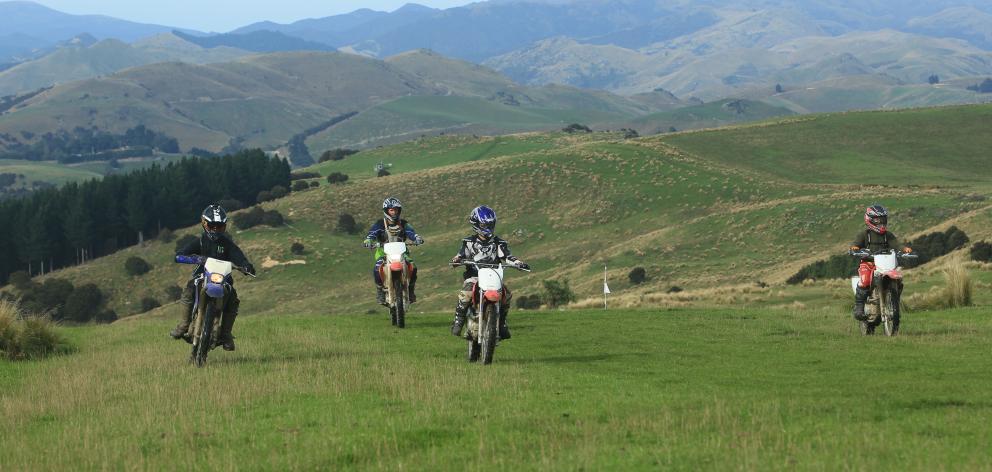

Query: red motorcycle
left=849, top=249, right=916, bottom=336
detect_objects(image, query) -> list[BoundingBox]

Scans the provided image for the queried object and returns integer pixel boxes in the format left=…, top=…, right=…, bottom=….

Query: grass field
left=1, top=307, right=990, bottom=470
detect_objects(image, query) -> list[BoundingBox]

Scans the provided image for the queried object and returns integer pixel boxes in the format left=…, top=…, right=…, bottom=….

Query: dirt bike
left=375, top=241, right=418, bottom=328
left=176, top=255, right=255, bottom=367
left=849, top=249, right=916, bottom=336
left=450, top=260, right=530, bottom=365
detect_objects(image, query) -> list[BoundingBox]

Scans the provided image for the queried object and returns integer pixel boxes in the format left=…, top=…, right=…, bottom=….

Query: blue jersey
left=365, top=219, right=419, bottom=244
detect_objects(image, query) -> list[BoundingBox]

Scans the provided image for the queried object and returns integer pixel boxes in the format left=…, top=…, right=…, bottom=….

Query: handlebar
left=175, top=255, right=257, bottom=277
left=849, top=250, right=917, bottom=259
left=449, top=261, right=531, bottom=272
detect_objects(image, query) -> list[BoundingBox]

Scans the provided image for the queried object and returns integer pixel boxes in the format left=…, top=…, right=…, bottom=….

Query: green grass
left=0, top=159, right=103, bottom=188
left=1, top=307, right=990, bottom=470
left=660, top=104, right=992, bottom=187
left=627, top=99, right=794, bottom=134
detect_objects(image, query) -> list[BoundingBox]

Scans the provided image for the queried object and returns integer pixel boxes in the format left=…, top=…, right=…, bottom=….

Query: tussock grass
left=906, top=265, right=973, bottom=311
left=0, top=300, right=69, bottom=361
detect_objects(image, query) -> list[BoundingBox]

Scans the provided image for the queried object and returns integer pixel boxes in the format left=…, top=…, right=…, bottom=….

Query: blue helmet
left=469, top=206, right=497, bottom=238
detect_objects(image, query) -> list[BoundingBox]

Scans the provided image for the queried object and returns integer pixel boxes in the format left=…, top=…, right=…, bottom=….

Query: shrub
left=8, top=271, right=31, bottom=290
left=93, top=310, right=118, bottom=324
left=337, top=213, right=358, bottom=234
left=270, top=185, right=288, bottom=199
left=19, top=278, right=74, bottom=318
left=261, top=210, right=284, bottom=227
left=156, top=228, right=175, bottom=243
left=124, top=257, right=151, bottom=276
left=319, top=148, right=358, bottom=162
left=309, top=181, right=319, bottom=188
left=542, top=279, right=575, bottom=308
left=139, top=297, right=161, bottom=313
left=175, top=234, right=197, bottom=252
left=628, top=267, right=646, bottom=285
left=216, top=199, right=244, bottom=212
left=0, top=299, right=68, bottom=360
left=291, top=242, right=305, bottom=255
left=327, top=172, right=349, bottom=184
left=292, top=181, right=310, bottom=192
left=290, top=171, right=320, bottom=180
left=971, top=241, right=992, bottom=262
left=516, top=294, right=542, bottom=310
left=164, top=285, right=183, bottom=301
left=666, top=286, right=683, bottom=293
left=62, top=284, right=103, bottom=322
left=257, top=190, right=273, bottom=203
left=376, top=168, right=390, bottom=178
left=562, top=123, right=592, bottom=133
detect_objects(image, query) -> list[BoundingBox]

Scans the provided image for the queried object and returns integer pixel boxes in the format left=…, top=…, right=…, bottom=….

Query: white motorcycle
left=379, top=241, right=416, bottom=328
left=849, top=249, right=916, bottom=336
left=451, top=260, right=530, bottom=364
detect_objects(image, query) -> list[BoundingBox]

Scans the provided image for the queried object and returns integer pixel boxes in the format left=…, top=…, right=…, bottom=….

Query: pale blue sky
left=34, top=1, right=478, bottom=33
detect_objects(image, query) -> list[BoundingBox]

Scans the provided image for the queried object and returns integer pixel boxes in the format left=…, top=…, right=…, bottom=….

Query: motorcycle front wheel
left=882, top=287, right=898, bottom=336
left=193, top=303, right=215, bottom=368
left=392, top=276, right=406, bottom=328
left=480, top=303, right=498, bottom=365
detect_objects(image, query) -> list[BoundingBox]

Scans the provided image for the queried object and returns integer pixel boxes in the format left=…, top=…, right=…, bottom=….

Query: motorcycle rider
left=449, top=205, right=530, bottom=339
left=849, top=204, right=912, bottom=328
left=363, top=197, right=424, bottom=305
left=170, top=204, right=256, bottom=351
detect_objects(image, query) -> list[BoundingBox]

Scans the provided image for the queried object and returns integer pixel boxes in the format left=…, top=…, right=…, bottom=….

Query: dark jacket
left=852, top=230, right=901, bottom=256
left=365, top=218, right=419, bottom=243
left=176, top=231, right=251, bottom=278
left=455, top=234, right=519, bottom=279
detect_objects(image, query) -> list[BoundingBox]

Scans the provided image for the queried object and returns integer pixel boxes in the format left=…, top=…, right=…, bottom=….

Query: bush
left=516, top=294, right=542, bottom=310
left=290, top=171, right=320, bottom=180
left=562, top=123, right=592, bottom=133
left=309, top=181, right=319, bottom=188
left=236, top=207, right=285, bottom=229
left=376, top=168, right=390, bottom=178
left=8, top=271, right=31, bottom=290
left=257, top=190, right=273, bottom=203
left=62, top=283, right=103, bottom=322
left=175, top=234, right=197, bottom=252
left=124, top=256, right=152, bottom=276
left=164, top=285, right=183, bottom=301
left=628, top=267, right=646, bottom=285
left=19, top=278, right=74, bottom=318
left=666, top=286, right=683, bottom=293
left=156, top=228, right=175, bottom=243
left=216, top=199, right=244, bottom=212
left=971, top=241, right=992, bottom=262
left=542, top=279, right=575, bottom=308
left=0, top=299, right=68, bottom=360
left=292, top=181, right=310, bottom=192
left=270, top=185, right=288, bottom=199
left=291, top=242, right=305, bottom=255
left=139, top=297, right=161, bottom=313
left=261, top=210, right=284, bottom=227
left=326, top=172, right=349, bottom=184
left=93, top=310, right=118, bottom=324
left=338, top=213, right=358, bottom=234
left=319, top=148, right=358, bottom=162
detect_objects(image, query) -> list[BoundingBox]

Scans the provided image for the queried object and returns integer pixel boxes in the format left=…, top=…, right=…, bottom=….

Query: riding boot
left=498, top=306, right=511, bottom=340
left=170, top=301, right=193, bottom=339
left=376, top=285, right=387, bottom=306
left=408, top=279, right=417, bottom=303
left=219, top=310, right=238, bottom=351
left=891, top=287, right=902, bottom=334
left=852, top=286, right=870, bottom=321
left=451, top=301, right=468, bottom=336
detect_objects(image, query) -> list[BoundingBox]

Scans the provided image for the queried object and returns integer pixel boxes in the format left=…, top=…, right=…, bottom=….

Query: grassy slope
left=1, top=308, right=990, bottom=469
left=625, top=99, right=795, bottom=134
left=0, top=159, right=101, bottom=188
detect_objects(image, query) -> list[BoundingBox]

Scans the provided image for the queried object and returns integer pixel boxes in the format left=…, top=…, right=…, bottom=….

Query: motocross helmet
left=865, top=204, right=888, bottom=234
left=469, top=205, right=497, bottom=238
left=382, top=197, right=402, bottom=223
left=201, top=204, right=228, bottom=241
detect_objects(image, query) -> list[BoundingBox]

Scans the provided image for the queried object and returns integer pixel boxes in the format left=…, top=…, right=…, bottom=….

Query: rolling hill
left=18, top=103, right=992, bottom=319
left=0, top=49, right=674, bottom=164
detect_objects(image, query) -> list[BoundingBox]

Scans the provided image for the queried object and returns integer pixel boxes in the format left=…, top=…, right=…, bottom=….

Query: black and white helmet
left=382, top=197, right=402, bottom=223
left=201, top=204, right=228, bottom=241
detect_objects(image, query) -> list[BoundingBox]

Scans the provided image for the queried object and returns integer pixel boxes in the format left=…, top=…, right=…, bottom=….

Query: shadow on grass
left=212, top=349, right=354, bottom=365
left=500, top=353, right=633, bottom=365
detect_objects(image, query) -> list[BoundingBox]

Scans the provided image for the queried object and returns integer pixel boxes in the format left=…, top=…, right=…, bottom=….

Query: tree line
left=0, top=125, right=179, bottom=163
left=0, top=149, right=290, bottom=285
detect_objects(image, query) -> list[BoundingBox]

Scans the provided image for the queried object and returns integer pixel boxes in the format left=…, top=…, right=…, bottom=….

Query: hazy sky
left=33, top=1, right=479, bottom=32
